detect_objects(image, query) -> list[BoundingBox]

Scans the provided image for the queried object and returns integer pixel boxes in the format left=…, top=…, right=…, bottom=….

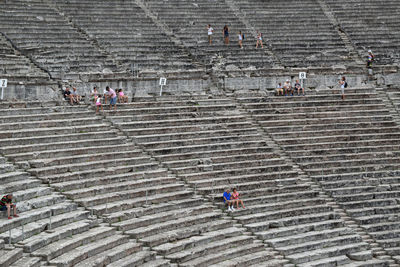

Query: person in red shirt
left=0, top=194, right=18, bottom=219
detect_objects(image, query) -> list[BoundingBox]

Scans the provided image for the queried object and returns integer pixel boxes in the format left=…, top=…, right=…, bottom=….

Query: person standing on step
left=232, top=188, right=245, bottom=209
left=223, top=189, right=235, bottom=212
left=207, top=24, right=214, bottom=45
left=367, top=49, right=375, bottom=78
left=223, top=25, right=229, bottom=45
left=0, top=194, right=19, bottom=220
left=238, top=31, right=244, bottom=49
left=91, top=86, right=99, bottom=104
left=95, top=94, right=103, bottom=114
left=339, top=76, right=347, bottom=100
left=106, top=86, right=117, bottom=111
left=256, top=31, right=263, bottom=49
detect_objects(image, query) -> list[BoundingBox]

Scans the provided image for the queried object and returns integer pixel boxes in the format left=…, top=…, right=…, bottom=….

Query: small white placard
left=299, top=72, right=307, bottom=80
left=0, top=79, right=7, bottom=88
left=159, top=77, right=167, bottom=86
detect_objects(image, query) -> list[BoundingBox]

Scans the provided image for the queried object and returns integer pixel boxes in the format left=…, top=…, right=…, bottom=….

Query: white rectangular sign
left=299, top=72, right=307, bottom=80
left=159, top=77, right=167, bottom=86
left=0, top=79, right=7, bottom=88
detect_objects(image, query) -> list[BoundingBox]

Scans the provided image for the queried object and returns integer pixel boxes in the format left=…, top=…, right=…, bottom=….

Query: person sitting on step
left=0, top=194, right=19, bottom=220
left=284, top=79, right=293, bottom=96
left=294, top=80, right=305, bottom=96
left=71, top=87, right=81, bottom=104
left=223, top=189, right=235, bottom=212
left=232, top=188, right=245, bottom=209
left=276, top=82, right=284, bottom=96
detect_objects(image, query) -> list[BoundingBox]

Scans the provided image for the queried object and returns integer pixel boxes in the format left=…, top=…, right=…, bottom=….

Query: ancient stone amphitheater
left=1, top=0, right=400, bottom=266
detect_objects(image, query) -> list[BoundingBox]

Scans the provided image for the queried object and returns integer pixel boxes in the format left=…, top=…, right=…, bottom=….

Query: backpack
left=242, top=34, right=245, bottom=40
left=344, top=82, right=348, bottom=88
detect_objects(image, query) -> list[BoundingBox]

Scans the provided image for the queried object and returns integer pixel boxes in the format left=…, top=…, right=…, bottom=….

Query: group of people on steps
left=207, top=24, right=263, bottom=49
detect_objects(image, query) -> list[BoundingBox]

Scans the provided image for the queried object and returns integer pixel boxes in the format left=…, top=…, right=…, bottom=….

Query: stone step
left=339, top=259, right=389, bottom=267
left=31, top=226, right=115, bottom=261
left=51, top=168, right=168, bottom=192
left=346, top=205, right=400, bottom=218
left=190, top=171, right=298, bottom=190
left=0, top=208, right=89, bottom=244
left=277, top=234, right=363, bottom=256
left=0, top=117, right=103, bottom=131
left=172, top=158, right=284, bottom=175
left=237, top=205, right=332, bottom=225
left=140, top=134, right=262, bottom=150
left=40, top=162, right=162, bottom=184
left=139, top=258, right=170, bottom=267
left=0, top=111, right=95, bottom=124
left=296, top=255, right=352, bottom=267
left=0, top=247, right=23, bottom=267
left=0, top=130, right=118, bottom=148
left=138, top=218, right=233, bottom=248
left=0, top=124, right=109, bottom=139
left=0, top=163, right=14, bottom=174
left=29, top=156, right=153, bottom=177
left=104, top=197, right=203, bottom=224
left=11, top=186, right=52, bottom=203
left=106, top=250, right=156, bottom=267
left=123, top=122, right=254, bottom=136
left=64, top=176, right=178, bottom=200
left=246, top=212, right=340, bottom=233
left=181, top=164, right=293, bottom=181
left=21, top=218, right=93, bottom=253
left=48, top=234, right=130, bottom=266
left=179, top=241, right=265, bottom=267
left=90, top=190, right=193, bottom=216
left=113, top=205, right=213, bottom=232
left=153, top=226, right=244, bottom=256
left=9, top=256, right=41, bottom=267
left=0, top=179, right=42, bottom=194
left=126, top=211, right=221, bottom=239
left=154, top=146, right=274, bottom=162
left=10, top=143, right=135, bottom=164
left=166, top=234, right=255, bottom=264
left=73, top=241, right=143, bottom=267
left=76, top=183, right=186, bottom=207
left=133, top=127, right=258, bottom=143
left=14, top=193, right=67, bottom=213
left=287, top=242, right=370, bottom=264
left=207, top=250, right=283, bottom=267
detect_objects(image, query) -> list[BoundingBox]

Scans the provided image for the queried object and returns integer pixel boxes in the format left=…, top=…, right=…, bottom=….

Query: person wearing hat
left=284, top=79, right=293, bottom=96
left=0, top=194, right=18, bottom=219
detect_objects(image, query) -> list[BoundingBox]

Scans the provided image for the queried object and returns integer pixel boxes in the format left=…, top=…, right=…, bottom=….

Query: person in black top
left=223, top=25, right=229, bottom=45
left=0, top=194, right=18, bottom=219
left=63, top=87, right=74, bottom=105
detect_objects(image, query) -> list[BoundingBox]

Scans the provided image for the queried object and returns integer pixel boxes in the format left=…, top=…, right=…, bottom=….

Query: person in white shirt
left=238, top=31, right=243, bottom=48
left=207, top=24, right=214, bottom=45
left=256, top=31, right=263, bottom=49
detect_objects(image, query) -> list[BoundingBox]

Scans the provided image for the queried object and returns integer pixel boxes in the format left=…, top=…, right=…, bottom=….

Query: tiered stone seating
left=0, top=101, right=170, bottom=266
left=0, top=35, right=48, bottom=80
left=53, top=0, right=200, bottom=74
left=103, top=96, right=289, bottom=266
left=325, top=0, right=400, bottom=65
left=238, top=87, right=400, bottom=264
left=145, top=0, right=276, bottom=69
left=0, top=0, right=119, bottom=79
left=105, top=95, right=385, bottom=266
left=236, top=0, right=353, bottom=67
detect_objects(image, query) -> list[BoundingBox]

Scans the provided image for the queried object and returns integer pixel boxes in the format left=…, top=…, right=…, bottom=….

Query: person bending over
left=1, top=194, right=18, bottom=220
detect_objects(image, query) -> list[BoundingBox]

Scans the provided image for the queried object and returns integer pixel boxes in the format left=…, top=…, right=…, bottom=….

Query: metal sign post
left=299, top=72, right=306, bottom=89
left=159, top=77, right=167, bottom=96
left=0, top=79, right=7, bottom=100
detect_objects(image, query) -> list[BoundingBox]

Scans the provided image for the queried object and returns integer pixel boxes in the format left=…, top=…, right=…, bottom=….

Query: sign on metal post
left=0, top=79, right=7, bottom=100
left=299, top=72, right=306, bottom=89
left=159, top=77, right=167, bottom=96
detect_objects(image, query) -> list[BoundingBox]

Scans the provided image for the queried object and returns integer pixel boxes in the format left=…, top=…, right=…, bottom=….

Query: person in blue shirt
left=223, top=189, right=235, bottom=211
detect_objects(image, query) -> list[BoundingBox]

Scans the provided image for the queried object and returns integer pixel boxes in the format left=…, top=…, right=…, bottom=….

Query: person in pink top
left=106, top=86, right=117, bottom=111
left=232, top=188, right=245, bottom=209
left=118, top=89, right=128, bottom=103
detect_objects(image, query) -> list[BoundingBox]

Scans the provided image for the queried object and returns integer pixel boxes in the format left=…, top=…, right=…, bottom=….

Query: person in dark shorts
left=223, top=25, right=229, bottom=45
left=0, top=194, right=18, bottom=219
left=294, top=80, right=305, bottom=96
left=367, top=49, right=374, bottom=76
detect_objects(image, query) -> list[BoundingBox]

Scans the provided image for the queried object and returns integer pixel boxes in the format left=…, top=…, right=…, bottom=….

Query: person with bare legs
left=238, top=31, right=243, bottom=49
left=256, top=31, right=263, bottom=49
left=339, top=76, right=347, bottom=100
left=1, top=194, right=18, bottom=220
left=232, top=188, right=245, bottom=209
left=106, top=86, right=117, bottom=111
left=207, top=24, right=214, bottom=45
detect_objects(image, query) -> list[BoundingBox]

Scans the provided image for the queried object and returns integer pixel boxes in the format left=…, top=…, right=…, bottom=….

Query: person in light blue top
left=223, top=189, right=235, bottom=212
